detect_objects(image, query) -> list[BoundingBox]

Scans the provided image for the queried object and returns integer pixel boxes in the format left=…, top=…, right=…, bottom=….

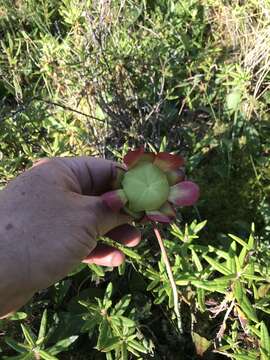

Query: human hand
left=0, top=157, right=141, bottom=317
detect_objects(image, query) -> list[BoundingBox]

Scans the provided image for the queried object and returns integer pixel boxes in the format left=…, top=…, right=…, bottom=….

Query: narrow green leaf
left=106, top=352, right=113, bottom=360
left=128, top=340, right=147, bottom=353
left=191, top=280, right=227, bottom=294
left=97, top=320, right=112, bottom=350
left=248, top=324, right=261, bottom=337
left=38, top=309, right=47, bottom=344
left=88, top=264, right=105, bottom=277
left=202, top=255, right=231, bottom=275
left=39, top=350, right=58, bottom=360
left=127, top=345, right=140, bottom=357
left=260, top=321, right=270, bottom=359
left=154, top=292, right=167, bottom=304
left=191, top=249, right=203, bottom=272
left=167, top=287, right=173, bottom=308
left=104, top=283, right=113, bottom=303
left=120, top=247, right=141, bottom=260
left=110, top=315, right=135, bottom=328
left=175, top=275, right=197, bottom=286
left=98, top=336, right=121, bottom=352
left=121, top=342, right=128, bottom=360
left=197, top=288, right=206, bottom=312
left=231, top=353, right=257, bottom=360
left=212, top=274, right=236, bottom=283
left=8, top=312, right=27, bottom=321
left=233, top=281, right=258, bottom=323
left=21, top=324, right=36, bottom=347
left=193, top=220, right=207, bottom=233
left=147, top=278, right=160, bottom=291
left=227, top=241, right=237, bottom=273
left=113, top=295, right=131, bottom=315
left=258, top=284, right=270, bottom=298
left=248, top=232, right=255, bottom=249
left=239, top=246, right=248, bottom=267
left=228, top=234, right=249, bottom=249
left=5, top=337, right=28, bottom=354
left=48, top=336, right=78, bottom=355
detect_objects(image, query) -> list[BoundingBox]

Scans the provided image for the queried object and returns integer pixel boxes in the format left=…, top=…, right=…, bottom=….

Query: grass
left=0, top=0, right=270, bottom=359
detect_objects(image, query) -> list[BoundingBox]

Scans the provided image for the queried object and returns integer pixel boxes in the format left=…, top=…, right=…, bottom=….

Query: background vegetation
left=0, top=0, right=269, bottom=359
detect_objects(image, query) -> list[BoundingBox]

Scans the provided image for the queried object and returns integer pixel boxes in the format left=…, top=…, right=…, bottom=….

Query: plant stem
left=153, top=224, right=183, bottom=334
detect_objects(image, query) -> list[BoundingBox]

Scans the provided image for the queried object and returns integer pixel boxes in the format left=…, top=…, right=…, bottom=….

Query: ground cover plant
left=0, top=0, right=270, bottom=358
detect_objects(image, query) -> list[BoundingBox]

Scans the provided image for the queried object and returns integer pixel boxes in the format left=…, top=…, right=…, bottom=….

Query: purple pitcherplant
left=102, top=147, right=200, bottom=222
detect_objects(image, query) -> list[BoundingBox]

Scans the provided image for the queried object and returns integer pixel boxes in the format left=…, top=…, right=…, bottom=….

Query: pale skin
left=0, top=157, right=141, bottom=318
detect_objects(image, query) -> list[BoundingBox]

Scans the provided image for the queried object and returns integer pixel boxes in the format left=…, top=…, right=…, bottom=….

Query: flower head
left=102, top=147, right=200, bottom=223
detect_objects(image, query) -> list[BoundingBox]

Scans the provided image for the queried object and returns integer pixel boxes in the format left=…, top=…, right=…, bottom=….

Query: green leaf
left=120, top=247, right=141, bottom=260
left=248, top=232, right=255, bottom=249
left=258, top=284, right=270, bottom=298
left=193, top=220, right=207, bottom=233
left=21, top=324, right=36, bottom=347
left=121, top=342, right=128, bottom=360
left=147, top=278, right=160, bottom=291
left=128, top=340, right=147, bottom=353
left=37, top=309, right=47, bottom=345
left=99, top=337, right=121, bottom=352
left=110, top=315, right=135, bottom=328
left=154, top=291, right=167, bottom=304
left=260, top=321, right=270, bottom=359
left=88, top=264, right=105, bottom=277
left=239, top=246, right=248, bottom=267
left=106, top=352, right=113, bottom=360
left=113, top=295, right=131, bottom=315
left=228, top=234, right=249, bottom=250
left=175, top=277, right=196, bottom=286
left=227, top=241, right=237, bottom=273
left=104, top=283, right=113, bottom=303
left=231, top=353, right=258, bottom=360
left=127, top=345, right=140, bottom=357
left=39, top=350, right=58, bottom=360
left=191, top=280, right=227, bottom=294
left=202, top=255, right=231, bottom=275
left=197, top=288, right=206, bottom=312
left=191, top=249, right=203, bottom=271
left=48, top=336, right=78, bottom=355
left=233, top=281, right=258, bottom=323
left=8, top=312, right=27, bottom=321
left=54, top=279, right=71, bottom=304
left=97, top=320, right=112, bottom=350
left=5, top=337, right=28, bottom=354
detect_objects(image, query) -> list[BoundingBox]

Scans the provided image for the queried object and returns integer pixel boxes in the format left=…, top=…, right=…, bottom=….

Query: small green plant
left=80, top=283, right=152, bottom=359
left=4, top=309, right=78, bottom=359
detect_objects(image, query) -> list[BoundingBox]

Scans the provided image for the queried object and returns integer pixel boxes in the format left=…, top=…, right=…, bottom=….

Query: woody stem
left=153, top=224, right=183, bottom=334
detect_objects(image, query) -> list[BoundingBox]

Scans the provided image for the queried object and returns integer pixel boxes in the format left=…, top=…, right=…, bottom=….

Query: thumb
left=82, top=195, right=132, bottom=237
